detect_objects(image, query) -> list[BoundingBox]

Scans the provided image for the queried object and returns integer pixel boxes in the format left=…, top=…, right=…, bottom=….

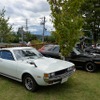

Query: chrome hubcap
left=87, top=64, right=94, bottom=71
left=25, top=77, right=33, bottom=90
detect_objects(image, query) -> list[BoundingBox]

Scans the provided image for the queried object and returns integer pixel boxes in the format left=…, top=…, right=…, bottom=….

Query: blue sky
left=0, top=0, right=53, bottom=35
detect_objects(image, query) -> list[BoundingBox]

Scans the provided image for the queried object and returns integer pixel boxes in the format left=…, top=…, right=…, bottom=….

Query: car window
left=45, top=45, right=54, bottom=51
left=0, top=50, right=14, bottom=60
left=73, top=48, right=81, bottom=55
left=52, top=46, right=59, bottom=52
left=13, top=50, right=25, bottom=60
left=47, top=48, right=53, bottom=51
left=13, top=48, right=43, bottom=60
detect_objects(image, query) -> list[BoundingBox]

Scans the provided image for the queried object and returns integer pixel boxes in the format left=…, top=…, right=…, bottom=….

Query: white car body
left=0, top=47, right=75, bottom=91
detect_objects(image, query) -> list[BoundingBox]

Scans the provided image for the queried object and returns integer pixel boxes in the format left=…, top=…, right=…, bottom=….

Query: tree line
left=0, top=9, right=38, bottom=43
left=0, top=0, right=100, bottom=56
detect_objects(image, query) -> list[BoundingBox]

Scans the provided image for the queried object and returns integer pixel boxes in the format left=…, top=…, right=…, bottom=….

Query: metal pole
left=42, top=17, right=46, bottom=42
left=26, top=19, right=28, bottom=32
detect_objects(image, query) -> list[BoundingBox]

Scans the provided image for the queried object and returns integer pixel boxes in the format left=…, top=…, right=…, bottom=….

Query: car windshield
left=13, top=48, right=43, bottom=60
left=43, top=45, right=54, bottom=51
left=73, top=48, right=81, bottom=55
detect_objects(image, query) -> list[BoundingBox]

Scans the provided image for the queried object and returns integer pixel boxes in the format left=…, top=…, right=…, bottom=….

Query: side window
left=53, top=47, right=59, bottom=53
left=0, top=50, right=14, bottom=60
left=0, top=51, right=2, bottom=58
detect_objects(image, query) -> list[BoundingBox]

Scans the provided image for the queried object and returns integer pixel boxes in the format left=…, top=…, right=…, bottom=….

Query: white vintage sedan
left=0, top=47, right=75, bottom=92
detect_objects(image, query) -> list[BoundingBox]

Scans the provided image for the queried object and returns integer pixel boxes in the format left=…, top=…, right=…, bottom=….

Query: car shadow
left=0, top=68, right=100, bottom=94
left=0, top=75, right=24, bottom=88
left=35, top=77, right=78, bottom=94
left=75, top=66, right=100, bottom=73
left=0, top=75, right=76, bottom=93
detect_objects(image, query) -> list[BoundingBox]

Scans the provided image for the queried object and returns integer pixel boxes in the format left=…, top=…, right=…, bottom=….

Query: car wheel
left=23, top=74, right=38, bottom=92
left=85, top=62, right=96, bottom=72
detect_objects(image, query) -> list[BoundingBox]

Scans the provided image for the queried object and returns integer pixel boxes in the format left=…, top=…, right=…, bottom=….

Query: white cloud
left=0, top=0, right=53, bottom=35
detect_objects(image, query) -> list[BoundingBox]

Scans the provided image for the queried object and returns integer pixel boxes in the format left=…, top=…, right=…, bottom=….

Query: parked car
left=66, top=48, right=100, bottom=72
left=84, top=46, right=100, bottom=55
left=39, top=45, right=61, bottom=59
left=38, top=44, right=55, bottom=52
left=39, top=45, right=100, bottom=72
left=0, top=47, right=75, bottom=92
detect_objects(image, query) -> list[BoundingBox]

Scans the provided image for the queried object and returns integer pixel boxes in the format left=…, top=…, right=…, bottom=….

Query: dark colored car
left=66, top=48, right=100, bottom=72
left=84, top=46, right=100, bottom=55
left=38, top=44, right=61, bottom=59
left=39, top=45, right=100, bottom=72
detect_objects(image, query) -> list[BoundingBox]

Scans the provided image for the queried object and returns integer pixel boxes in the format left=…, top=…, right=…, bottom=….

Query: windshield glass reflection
left=13, top=48, right=43, bottom=60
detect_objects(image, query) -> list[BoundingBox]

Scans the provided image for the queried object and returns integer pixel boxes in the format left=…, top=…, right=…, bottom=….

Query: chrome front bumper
left=44, top=68, right=75, bottom=85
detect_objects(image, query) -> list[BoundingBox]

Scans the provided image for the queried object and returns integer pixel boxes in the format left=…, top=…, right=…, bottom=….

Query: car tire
left=85, top=62, right=96, bottom=72
left=23, top=74, right=38, bottom=92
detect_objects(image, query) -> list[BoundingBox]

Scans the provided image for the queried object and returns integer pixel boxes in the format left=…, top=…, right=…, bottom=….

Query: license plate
left=61, top=77, right=68, bottom=83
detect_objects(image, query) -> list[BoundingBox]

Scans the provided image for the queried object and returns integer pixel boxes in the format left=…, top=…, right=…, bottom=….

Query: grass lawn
left=0, top=69, right=100, bottom=100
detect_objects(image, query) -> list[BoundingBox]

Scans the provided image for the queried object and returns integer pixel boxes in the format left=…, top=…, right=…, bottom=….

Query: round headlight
left=50, top=73, right=55, bottom=77
left=68, top=67, right=72, bottom=71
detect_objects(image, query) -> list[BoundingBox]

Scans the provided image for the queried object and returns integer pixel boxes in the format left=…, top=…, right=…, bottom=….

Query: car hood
left=21, top=57, right=74, bottom=73
left=34, top=57, right=74, bottom=73
left=83, top=53, right=100, bottom=58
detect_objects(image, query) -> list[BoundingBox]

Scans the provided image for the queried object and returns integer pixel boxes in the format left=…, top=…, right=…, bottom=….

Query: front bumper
left=44, top=68, right=75, bottom=85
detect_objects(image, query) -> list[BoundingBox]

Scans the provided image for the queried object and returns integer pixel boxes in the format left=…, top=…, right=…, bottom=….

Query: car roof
left=44, top=45, right=59, bottom=50
left=0, top=47, right=34, bottom=51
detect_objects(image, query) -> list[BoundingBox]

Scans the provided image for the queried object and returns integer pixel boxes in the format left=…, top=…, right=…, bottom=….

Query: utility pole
left=18, top=27, right=24, bottom=43
left=40, top=17, right=46, bottom=42
left=25, top=19, right=28, bottom=32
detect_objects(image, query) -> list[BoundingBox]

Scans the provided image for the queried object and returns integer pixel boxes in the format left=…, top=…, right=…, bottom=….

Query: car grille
left=50, top=67, right=75, bottom=80
left=55, top=68, right=68, bottom=76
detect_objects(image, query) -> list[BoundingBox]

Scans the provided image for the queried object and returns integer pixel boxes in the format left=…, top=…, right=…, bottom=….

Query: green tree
left=80, top=0, right=100, bottom=45
left=17, top=27, right=37, bottom=43
left=24, top=31, right=37, bottom=42
left=44, top=31, right=56, bottom=43
left=10, top=32, right=19, bottom=43
left=0, top=9, right=12, bottom=42
left=47, top=0, right=84, bottom=57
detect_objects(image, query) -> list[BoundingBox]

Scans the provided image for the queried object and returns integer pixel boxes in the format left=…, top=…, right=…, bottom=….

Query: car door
left=52, top=46, right=60, bottom=59
left=67, top=51, right=86, bottom=67
left=0, top=50, right=18, bottom=78
left=70, top=54, right=85, bottom=66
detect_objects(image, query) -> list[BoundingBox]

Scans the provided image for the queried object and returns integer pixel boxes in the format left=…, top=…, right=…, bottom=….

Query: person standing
left=27, top=41, right=31, bottom=46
